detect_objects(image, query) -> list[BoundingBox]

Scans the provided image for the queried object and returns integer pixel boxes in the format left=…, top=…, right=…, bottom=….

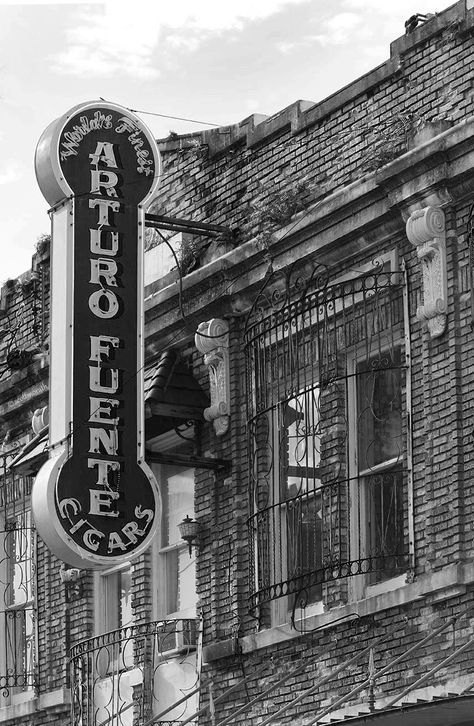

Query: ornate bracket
left=406, top=206, right=447, bottom=338
left=195, top=319, right=230, bottom=436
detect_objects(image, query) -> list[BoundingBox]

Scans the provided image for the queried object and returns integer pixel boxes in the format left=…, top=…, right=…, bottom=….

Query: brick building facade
left=1, top=1, right=474, bottom=724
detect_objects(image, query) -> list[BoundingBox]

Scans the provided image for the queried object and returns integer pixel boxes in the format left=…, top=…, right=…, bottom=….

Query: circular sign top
left=35, top=100, right=161, bottom=208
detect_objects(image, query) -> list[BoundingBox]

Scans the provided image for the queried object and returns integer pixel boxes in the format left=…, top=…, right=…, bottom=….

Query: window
left=352, top=346, right=407, bottom=589
left=1, top=506, right=36, bottom=703
left=149, top=462, right=199, bottom=723
left=271, top=388, right=323, bottom=623
left=246, top=261, right=410, bottom=626
left=94, top=561, right=134, bottom=681
left=96, top=563, right=133, bottom=633
left=152, top=465, right=197, bottom=621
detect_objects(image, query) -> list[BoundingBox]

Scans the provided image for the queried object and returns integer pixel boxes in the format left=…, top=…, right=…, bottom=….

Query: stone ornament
left=406, top=206, right=447, bottom=338
left=195, top=319, right=230, bottom=436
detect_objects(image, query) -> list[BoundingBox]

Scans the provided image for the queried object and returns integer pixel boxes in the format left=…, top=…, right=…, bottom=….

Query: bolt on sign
left=33, top=101, right=161, bottom=568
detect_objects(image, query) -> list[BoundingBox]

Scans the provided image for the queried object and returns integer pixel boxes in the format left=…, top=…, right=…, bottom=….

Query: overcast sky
left=0, top=0, right=447, bottom=282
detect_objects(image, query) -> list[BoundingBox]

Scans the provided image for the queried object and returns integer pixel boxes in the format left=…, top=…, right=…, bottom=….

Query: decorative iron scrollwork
left=245, top=260, right=409, bottom=625
left=0, top=478, right=37, bottom=698
left=70, top=618, right=200, bottom=726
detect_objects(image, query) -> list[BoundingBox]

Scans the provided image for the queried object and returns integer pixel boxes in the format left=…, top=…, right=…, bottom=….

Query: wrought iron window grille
left=245, top=259, right=411, bottom=625
left=0, top=476, right=37, bottom=699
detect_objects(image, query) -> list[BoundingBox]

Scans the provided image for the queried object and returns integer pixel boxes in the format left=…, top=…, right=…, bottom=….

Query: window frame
left=268, top=387, right=325, bottom=626
left=347, top=339, right=409, bottom=602
left=94, top=560, right=134, bottom=636
left=150, top=462, right=197, bottom=624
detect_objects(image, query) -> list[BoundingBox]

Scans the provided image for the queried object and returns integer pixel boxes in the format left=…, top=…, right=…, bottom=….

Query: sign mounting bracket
left=145, top=213, right=231, bottom=238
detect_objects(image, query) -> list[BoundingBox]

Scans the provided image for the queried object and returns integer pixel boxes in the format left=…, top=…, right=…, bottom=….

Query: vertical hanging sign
left=33, top=101, right=161, bottom=568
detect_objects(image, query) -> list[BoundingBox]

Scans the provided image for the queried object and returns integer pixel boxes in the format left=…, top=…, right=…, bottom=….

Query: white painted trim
left=93, top=561, right=133, bottom=635
left=0, top=688, right=70, bottom=723
left=238, top=562, right=474, bottom=656
left=35, top=100, right=162, bottom=209
left=346, top=333, right=408, bottom=602
left=48, top=201, right=74, bottom=448
left=149, top=461, right=197, bottom=622
left=365, top=573, right=407, bottom=598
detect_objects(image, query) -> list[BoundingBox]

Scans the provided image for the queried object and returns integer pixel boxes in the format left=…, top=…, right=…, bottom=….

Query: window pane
left=159, top=466, right=197, bottom=617
left=282, top=389, right=321, bottom=499
left=356, top=347, right=406, bottom=584
left=102, top=568, right=133, bottom=631
left=164, top=549, right=179, bottom=615
left=119, top=569, right=133, bottom=628
left=365, top=470, right=405, bottom=582
left=177, top=550, right=196, bottom=612
left=5, top=608, right=35, bottom=687
left=162, top=548, right=197, bottom=614
left=162, top=468, right=194, bottom=548
left=281, top=388, right=322, bottom=606
left=286, top=491, right=323, bottom=604
left=4, top=509, right=36, bottom=694
left=8, top=511, right=34, bottom=607
left=357, top=350, right=404, bottom=472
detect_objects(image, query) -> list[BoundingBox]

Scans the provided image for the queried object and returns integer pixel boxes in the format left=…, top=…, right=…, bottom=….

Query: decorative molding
left=195, top=319, right=230, bottom=436
left=406, top=206, right=447, bottom=338
left=31, top=406, right=48, bottom=434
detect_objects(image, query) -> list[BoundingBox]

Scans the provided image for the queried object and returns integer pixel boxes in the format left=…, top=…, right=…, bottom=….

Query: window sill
left=365, top=573, right=407, bottom=599
left=272, top=599, right=324, bottom=628
left=0, top=688, right=70, bottom=722
left=202, top=562, right=474, bottom=662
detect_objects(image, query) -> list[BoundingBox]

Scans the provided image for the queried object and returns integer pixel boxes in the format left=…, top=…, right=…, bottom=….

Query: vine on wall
left=243, top=176, right=321, bottom=252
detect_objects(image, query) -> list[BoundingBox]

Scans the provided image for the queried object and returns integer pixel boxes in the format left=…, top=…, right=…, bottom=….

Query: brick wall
left=0, top=2, right=473, bottom=724
left=143, top=3, right=474, bottom=723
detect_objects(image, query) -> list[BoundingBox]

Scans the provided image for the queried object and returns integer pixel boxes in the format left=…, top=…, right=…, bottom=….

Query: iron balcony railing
left=248, top=467, right=409, bottom=614
left=134, top=608, right=474, bottom=726
left=70, top=618, right=199, bottom=726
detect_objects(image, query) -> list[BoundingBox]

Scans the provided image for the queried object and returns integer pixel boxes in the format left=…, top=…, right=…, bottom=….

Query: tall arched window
left=245, top=258, right=411, bottom=627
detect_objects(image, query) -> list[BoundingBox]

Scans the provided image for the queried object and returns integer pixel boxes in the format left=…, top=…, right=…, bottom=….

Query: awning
left=8, top=427, right=48, bottom=475
left=9, top=351, right=209, bottom=471
left=145, top=349, right=209, bottom=438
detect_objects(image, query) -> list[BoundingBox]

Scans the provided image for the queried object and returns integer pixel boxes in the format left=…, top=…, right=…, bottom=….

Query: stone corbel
left=195, top=319, right=230, bottom=436
left=406, top=206, right=447, bottom=338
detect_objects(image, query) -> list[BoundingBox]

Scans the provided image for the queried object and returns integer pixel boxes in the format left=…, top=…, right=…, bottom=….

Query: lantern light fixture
left=178, top=515, right=200, bottom=556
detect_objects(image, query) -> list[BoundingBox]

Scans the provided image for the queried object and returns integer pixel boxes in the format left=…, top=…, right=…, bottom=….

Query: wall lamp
left=178, top=516, right=200, bottom=556
left=60, top=565, right=83, bottom=601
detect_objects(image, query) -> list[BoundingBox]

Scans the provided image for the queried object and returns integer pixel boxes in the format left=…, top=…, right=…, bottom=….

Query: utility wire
left=99, top=98, right=222, bottom=128
left=130, top=108, right=222, bottom=128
